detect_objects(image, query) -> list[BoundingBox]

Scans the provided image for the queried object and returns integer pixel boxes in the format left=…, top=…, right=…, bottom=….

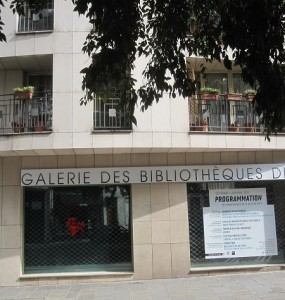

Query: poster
left=203, top=188, right=278, bottom=259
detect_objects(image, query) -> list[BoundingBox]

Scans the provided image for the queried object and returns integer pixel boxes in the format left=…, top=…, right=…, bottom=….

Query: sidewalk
left=0, top=271, right=285, bottom=300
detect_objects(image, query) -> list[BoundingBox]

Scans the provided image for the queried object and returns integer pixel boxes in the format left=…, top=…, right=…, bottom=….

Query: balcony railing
left=18, top=2, right=54, bottom=32
left=189, top=94, right=262, bottom=133
left=0, top=93, right=52, bottom=135
left=93, top=98, right=132, bottom=130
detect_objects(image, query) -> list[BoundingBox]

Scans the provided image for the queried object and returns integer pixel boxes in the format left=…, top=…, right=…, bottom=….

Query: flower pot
left=201, top=93, right=219, bottom=100
left=13, top=126, right=24, bottom=133
left=244, top=123, right=255, bottom=132
left=246, top=94, right=255, bottom=101
left=34, top=121, right=45, bottom=132
left=15, top=91, right=33, bottom=100
left=229, top=126, right=240, bottom=132
left=195, top=125, right=208, bottom=131
left=225, top=93, right=242, bottom=101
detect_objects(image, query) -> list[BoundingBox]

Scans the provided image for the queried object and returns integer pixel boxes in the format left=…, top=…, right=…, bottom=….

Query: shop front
left=21, top=163, right=285, bottom=278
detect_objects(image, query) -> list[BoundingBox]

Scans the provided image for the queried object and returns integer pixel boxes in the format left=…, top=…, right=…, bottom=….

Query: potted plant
left=229, top=122, right=240, bottom=132
left=244, top=122, right=255, bottom=132
left=244, top=89, right=256, bottom=101
left=225, top=90, right=242, bottom=101
left=34, top=114, right=45, bottom=132
left=200, top=87, right=220, bottom=100
left=13, top=86, right=34, bottom=100
left=11, top=121, right=24, bottom=133
left=195, top=119, right=208, bottom=131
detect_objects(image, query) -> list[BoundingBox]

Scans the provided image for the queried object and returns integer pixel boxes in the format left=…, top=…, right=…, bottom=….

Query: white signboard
left=21, top=163, right=285, bottom=186
left=203, top=188, right=278, bottom=259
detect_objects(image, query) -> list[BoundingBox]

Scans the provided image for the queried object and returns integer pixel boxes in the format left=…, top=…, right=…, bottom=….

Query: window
left=233, top=73, right=252, bottom=93
left=204, top=73, right=228, bottom=94
left=93, top=97, right=132, bottom=130
left=24, top=185, right=132, bottom=274
left=18, top=1, right=54, bottom=32
left=188, top=181, right=285, bottom=268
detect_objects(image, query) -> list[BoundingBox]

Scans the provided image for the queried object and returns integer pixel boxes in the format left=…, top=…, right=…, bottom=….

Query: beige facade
left=1, top=0, right=285, bottom=287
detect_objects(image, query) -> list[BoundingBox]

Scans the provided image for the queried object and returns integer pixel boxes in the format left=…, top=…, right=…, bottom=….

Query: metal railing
left=93, top=97, right=132, bottom=130
left=0, top=92, right=52, bottom=134
left=18, top=2, right=54, bottom=32
left=189, top=95, right=262, bottom=133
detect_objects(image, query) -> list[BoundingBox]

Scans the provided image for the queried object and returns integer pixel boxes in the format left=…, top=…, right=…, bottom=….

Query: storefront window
left=188, top=181, right=285, bottom=268
left=24, top=185, right=132, bottom=274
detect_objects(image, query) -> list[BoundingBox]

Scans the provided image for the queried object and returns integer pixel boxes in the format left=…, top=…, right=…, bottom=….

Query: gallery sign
left=21, top=163, right=285, bottom=186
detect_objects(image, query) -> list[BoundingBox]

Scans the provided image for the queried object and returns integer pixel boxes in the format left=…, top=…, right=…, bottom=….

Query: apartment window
left=28, top=75, right=53, bottom=131
left=18, top=1, right=54, bottom=32
left=233, top=73, right=252, bottom=93
left=24, top=185, right=132, bottom=274
left=204, top=73, right=228, bottom=94
left=93, top=97, right=132, bottom=130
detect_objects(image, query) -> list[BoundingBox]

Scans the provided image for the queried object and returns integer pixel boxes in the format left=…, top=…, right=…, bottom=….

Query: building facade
left=1, top=0, right=285, bottom=286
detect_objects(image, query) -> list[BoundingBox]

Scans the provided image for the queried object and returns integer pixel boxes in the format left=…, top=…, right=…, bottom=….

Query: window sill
left=92, top=129, right=132, bottom=134
left=20, top=271, right=134, bottom=279
left=16, top=30, right=53, bottom=35
left=190, top=264, right=285, bottom=274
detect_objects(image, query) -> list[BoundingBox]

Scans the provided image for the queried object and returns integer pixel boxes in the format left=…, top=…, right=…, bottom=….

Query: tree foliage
left=1, top=0, right=285, bottom=138
left=73, top=0, right=285, bottom=138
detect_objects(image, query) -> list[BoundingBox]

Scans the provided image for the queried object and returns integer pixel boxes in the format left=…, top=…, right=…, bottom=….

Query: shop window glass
left=24, top=185, right=132, bottom=274
left=187, top=181, right=285, bottom=268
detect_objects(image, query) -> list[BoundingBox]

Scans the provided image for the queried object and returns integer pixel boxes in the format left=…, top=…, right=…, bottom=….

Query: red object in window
left=66, top=217, right=86, bottom=237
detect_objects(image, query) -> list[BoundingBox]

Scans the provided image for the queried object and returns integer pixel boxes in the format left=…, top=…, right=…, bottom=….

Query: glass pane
left=233, top=73, right=252, bottom=93
left=18, top=1, right=54, bottom=32
left=24, top=185, right=132, bottom=274
left=204, top=73, right=228, bottom=94
left=188, top=181, right=285, bottom=268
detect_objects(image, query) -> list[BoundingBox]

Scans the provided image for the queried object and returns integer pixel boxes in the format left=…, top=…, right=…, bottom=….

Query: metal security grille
left=24, top=185, right=132, bottom=274
left=93, top=97, right=131, bottom=130
left=188, top=181, right=285, bottom=268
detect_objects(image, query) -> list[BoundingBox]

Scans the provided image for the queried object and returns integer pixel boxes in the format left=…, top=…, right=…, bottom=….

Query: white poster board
left=203, top=188, right=278, bottom=259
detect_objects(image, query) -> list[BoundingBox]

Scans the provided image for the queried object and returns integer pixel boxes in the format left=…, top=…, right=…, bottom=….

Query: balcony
left=189, top=94, right=262, bottom=133
left=93, top=98, right=132, bottom=131
left=0, top=92, right=52, bottom=135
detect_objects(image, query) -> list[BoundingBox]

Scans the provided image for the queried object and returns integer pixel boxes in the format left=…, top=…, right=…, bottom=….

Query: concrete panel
left=133, top=245, right=153, bottom=280
left=0, top=249, right=21, bottom=286
left=58, top=155, right=76, bottom=168
left=3, top=157, right=21, bottom=186
left=132, top=184, right=151, bottom=222
left=1, top=225, right=21, bottom=249
left=150, top=184, right=169, bottom=221
left=75, top=155, right=95, bottom=168
left=131, top=154, right=150, bottom=166
left=221, top=152, right=239, bottom=164
left=256, top=151, right=273, bottom=164
left=167, top=153, right=186, bottom=165
left=152, top=244, right=172, bottom=279
left=133, top=221, right=152, bottom=245
left=238, top=151, right=256, bottom=164
left=39, top=156, right=58, bottom=168
left=2, top=186, right=20, bottom=226
left=169, top=183, right=188, bottom=221
left=185, top=152, right=203, bottom=165
left=113, top=154, right=131, bottom=167
left=171, top=243, right=190, bottom=278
